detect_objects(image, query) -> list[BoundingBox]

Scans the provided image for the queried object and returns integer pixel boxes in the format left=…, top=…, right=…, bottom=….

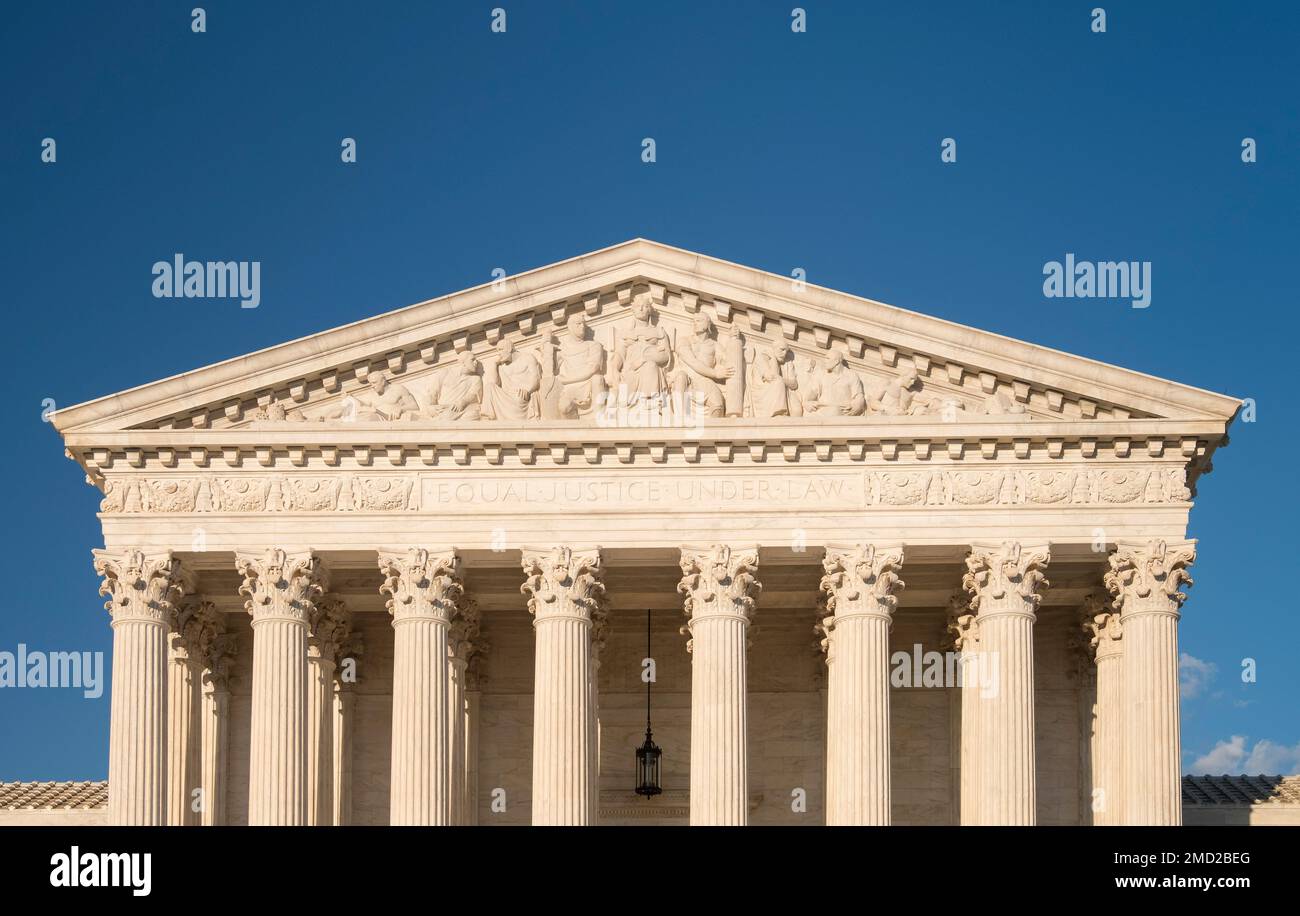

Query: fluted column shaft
left=95, top=550, right=192, bottom=826
left=307, top=597, right=348, bottom=826
left=680, top=545, right=761, bottom=826
left=964, top=542, right=1050, bottom=826
left=238, top=548, right=328, bottom=826
left=199, top=677, right=229, bottom=825
left=959, top=640, right=982, bottom=824
left=166, top=640, right=202, bottom=825
left=947, top=593, right=982, bottom=826
left=465, top=689, right=481, bottom=824
left=1094, top=641, right=1123, bottom=823
left=1080, top=592, right=1124, bottom=825
left=306, top=651, right=336, bottom=826
left=522, top=547, right=604, bottom=826
left=332, top=680, right=356, bottom=826
left=381, top=548, right=462, bottom=826
left=821, top=545, right=904, bottom=825
left=1107, top=540, right=1194, bottom=826
left=448, top=654, right=468, bottom=825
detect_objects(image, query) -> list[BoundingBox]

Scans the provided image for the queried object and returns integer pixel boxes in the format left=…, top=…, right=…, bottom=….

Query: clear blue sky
left=1, top=1, right=1296, bottom=780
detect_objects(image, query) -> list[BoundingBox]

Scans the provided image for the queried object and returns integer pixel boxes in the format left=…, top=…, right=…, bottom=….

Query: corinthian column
left=448, top=597, right=480, bottom=825
left=678, top=544, right=761, bottom=826
left=196, top=612, right=236, bottom=827
left=945, top=592, right=982, bottom=826
left=1106, top=539, right=1194, bottom=826
left=94, top=549, right=193, bottom=826
left=1080, top=592, right=1124, bottom=825
left=380, top=548, right=462, bottom=826
left=332, top=631, right=363, bottom=826
left=237, top=548, right=329, bottom=826
left=464, top=637, right=488, bottom=825
left=521, top=546, right=604, bottom=826
left=963, top=541, right=1050, bottom=825
left=589, top=597, right=610, bottom=822
left=307, top=595, right=350, bottom=826
left=166, top=599, right=206, bottom=825
left=819, top=544, right=905, bottom=825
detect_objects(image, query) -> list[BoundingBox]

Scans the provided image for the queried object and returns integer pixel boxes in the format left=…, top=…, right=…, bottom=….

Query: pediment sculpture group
left=262, top=297, right=1027, bottom=424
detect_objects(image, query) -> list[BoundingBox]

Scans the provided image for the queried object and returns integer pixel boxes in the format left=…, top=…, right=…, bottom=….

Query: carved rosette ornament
left=962, top=542, right=1050, bottom=826
left=1105, top=539, right=1195, bottom=825
left=819, top=545, right=904, bottom=826
left=378, top=548, right=463, bottom=623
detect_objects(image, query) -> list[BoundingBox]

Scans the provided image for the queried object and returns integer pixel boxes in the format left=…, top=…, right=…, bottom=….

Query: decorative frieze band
left=96, top=463, right=1192, bottom=514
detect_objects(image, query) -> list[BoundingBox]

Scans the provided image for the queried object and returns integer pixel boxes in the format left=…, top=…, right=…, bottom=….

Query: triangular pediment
left=52, top=239, right=1240, bottom=438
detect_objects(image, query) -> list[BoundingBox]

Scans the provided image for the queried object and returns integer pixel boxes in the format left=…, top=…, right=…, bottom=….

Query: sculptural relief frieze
left=97, top=464, right=1191, bottom=514
left=232, top=289, right=1061, bottom=429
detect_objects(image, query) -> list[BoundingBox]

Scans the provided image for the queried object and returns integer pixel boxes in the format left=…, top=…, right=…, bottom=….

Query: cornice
left=51, top=239, right=1242, bottom=438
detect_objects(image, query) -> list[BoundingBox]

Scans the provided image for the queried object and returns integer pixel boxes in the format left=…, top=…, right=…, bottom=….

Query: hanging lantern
left=635, top=607, right=663, bottom=797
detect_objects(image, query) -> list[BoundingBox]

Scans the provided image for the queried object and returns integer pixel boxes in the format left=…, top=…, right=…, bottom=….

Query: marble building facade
left=49, top=240, right=1240, bottom=826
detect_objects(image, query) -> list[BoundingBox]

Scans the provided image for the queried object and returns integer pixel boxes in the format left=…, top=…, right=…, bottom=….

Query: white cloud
left=1179, top=653, right=1217, bottom=700
left=1188, top=736, right=1300, bottom=775
left=1242, top=740, right=1300, bottom=775
left=1188, top=735, right=1246, bottom=774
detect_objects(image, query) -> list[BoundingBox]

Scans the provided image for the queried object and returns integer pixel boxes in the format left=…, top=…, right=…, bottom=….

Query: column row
left=95, top=537, right=1192, bottom=826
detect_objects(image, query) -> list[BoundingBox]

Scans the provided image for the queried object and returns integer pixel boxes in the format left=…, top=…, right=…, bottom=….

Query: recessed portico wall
left=190, top=553, right=1097, bottom=826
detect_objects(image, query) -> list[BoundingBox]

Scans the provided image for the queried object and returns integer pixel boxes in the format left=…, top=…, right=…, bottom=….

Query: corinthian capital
left=169, top=597, right=211, bottom=661
left=944, top=592, right=979, bottom=652
left=1079, top=591, right=1123, bottom=660
left=309, top=594, right=352, bottom=663
left=819, top=544, right=905, bottom=623
left=235, top=548, right=329, bottom=623
left=449, top=596, right=481, bottom=661
left=377, top=548, right=462, bottom=623
left=93, top=548, right=194, bottom=625
left=520, top=546, right=604, bottom=622
left=678, top=544, right=761, bottom=627
left=963, top=542, right=1051, bottom=617
left=1104, top=539, right=1195, bottom=618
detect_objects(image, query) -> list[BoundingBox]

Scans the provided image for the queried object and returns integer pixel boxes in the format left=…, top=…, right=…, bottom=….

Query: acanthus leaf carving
left=377, top=548, right=462, bottom=623
left=1104, top=539, right=1195, bottom=616
left=677, top=544, right=761, bottom=651
left=519, top=546, right=605, bottom=622
left=818, top=544, right=905, bottom=654
left=235, top=548, right=329, bottom=623
left=92, top=548, right=194, bottom=624
left=962, top=541, right=1051, bottom=615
